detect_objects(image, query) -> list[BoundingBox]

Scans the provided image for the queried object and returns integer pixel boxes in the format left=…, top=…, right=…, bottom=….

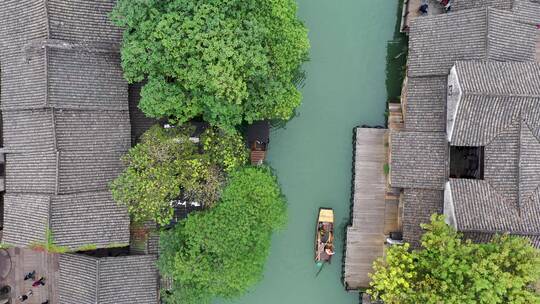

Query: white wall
left=444, top=181, right=457, bottom=229
left=446, top=65, right=462, bottom=143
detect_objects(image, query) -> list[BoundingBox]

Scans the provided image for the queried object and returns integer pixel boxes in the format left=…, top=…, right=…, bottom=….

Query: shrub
left=158, top=166, right=287, bottom=304
left=30, top=229, right=70, bottom=254
left=368, top=215, right=540, bottom=304
left=110, top=125, right=248, bottom=225
left=383, top=163, right=390, bottom=175
left=111, top=0, right=310, bottom=131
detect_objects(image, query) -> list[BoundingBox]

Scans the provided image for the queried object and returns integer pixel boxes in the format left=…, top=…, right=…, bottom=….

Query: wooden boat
left=315, top=208, right=335, bottom=264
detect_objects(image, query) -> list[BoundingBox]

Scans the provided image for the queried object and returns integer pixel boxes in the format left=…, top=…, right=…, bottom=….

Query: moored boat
left=315, top=208, right=335, bottom=264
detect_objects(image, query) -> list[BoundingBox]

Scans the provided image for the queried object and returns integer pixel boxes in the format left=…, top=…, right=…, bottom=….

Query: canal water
left=217, top=1, right=399, bottom=303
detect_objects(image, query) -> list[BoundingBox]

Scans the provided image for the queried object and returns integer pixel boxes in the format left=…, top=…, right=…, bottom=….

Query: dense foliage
left=158, top=166, right=287, bottom=304
left=111, top=0, right=309, bottom=131
left=110, top=125, right=248, bottom=225
left=368, top=215, right=540, bottom=304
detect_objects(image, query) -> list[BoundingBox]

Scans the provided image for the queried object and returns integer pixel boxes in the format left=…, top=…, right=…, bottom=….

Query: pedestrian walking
left=32, top=277, right=46, bottom=287
left=17, top=290, right=33, bottom=302
left=23, top=270, right=36, bottom=281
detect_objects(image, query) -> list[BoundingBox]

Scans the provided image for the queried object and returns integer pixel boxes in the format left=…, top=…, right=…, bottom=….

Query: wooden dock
left=343, top=128, right=388, bottom=290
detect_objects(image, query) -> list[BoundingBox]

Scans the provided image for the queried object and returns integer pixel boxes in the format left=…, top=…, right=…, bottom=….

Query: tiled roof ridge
left=459, top=227, right=540, bottom=236
left=96, top=258, right=101, bottom=303
left=518, top=119, right=540, bottom=206
left=517, top=116, right=523, bottom=215
left=2, top=190, right=118, bottom=198
left=483, top=117, right=520, bottom=147
left=480, top=178, right=520, bottom=212
left=485, top=7, right=491, bottom=59
left=25, top=38, right=121, bottom=54
left=1, top=108, right=130, bottom=113
left=460, top=91, right=540, bottom=98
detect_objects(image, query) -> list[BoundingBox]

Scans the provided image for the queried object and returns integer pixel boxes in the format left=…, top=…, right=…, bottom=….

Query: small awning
left=319, top=209, right=334, bottom=223
left=247, top=121, right=270, bottom=144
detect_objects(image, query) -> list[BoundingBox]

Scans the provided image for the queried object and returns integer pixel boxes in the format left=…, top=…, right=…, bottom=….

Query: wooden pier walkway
left=344, top=128, right=388, bottom=290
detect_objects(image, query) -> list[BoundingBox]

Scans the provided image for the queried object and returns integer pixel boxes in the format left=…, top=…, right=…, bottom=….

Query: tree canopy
left=368, top=215, right=540, bottom=304
left=111, top=0, right=310, bottom=131
left=158, top=166, right=287, bottom=304
left=109, top=125, right=248, bottom=225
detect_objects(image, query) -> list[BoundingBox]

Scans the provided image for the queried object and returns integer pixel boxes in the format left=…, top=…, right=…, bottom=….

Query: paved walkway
left=0, top=248, right=58, bottom=304
left=401, top=0, right=443, bottom=32
left=343, top=128, right=387, bottom=290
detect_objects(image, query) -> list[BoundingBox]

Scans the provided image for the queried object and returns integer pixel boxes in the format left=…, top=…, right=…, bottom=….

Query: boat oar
left=315, top=262, right=325, bottom=277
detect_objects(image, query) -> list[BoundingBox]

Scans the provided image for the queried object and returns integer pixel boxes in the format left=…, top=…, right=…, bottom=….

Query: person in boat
left=319, top=223, right=333, bottom=244
left=325, top=244, right=335, bottom=256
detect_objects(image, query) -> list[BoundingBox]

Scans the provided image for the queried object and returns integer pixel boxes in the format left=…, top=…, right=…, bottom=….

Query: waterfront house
left=444, top=60, right=540, bottom=245
left=390, top=1, right=540, bottom=246
left=58, top=254, right=158, bottom=304
left=0, top=0, right=130, bottom=250
left=0, top=1, right=159, bottom=303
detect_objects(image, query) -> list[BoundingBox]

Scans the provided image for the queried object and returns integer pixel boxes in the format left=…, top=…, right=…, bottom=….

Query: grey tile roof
left=5, top=152, right=58, bottom=194
left=5, top=150, right=125, bottom=195
left=47, top=47, right=127, bottom=111
left=402, top=189, right=444, bottom=247
left=0, top=0, right=48, bottom=53
left=0, top=49, right=48, bottom=110
left=453, top=0, right=540, bottom=25
left=50, top=192, right=130, bottom=249
left=450, top=61, right=540, bottom=146
left=59, top=254, right=158, bottom=304
left=405, top=76, right=447, bottom=131
left=0, top=1, right=125, bottom=110
left=47, top=0, right=123, bottom=46
left=400, top=1, right=540, bottom=248
left=408, top=8, right=537, bottom=77
left=0, top=0, right=121, bottom=51
left=449, top=179, right=540, bottom=236
left=3, top=109, right=130, bottom=152
left=58, top=254, right=98, bottom=303
left=2, top=192, right=130, bottom=249
left=487, top=9, right=538, bottom=61
left=0, top=1, right=132, bottom=249
left=448, top=120, right=540, bottom=237
left=452, top=0, right=513, bottom=11
left=513, top=0, right=540, bottom=24
left=2, top=194, right=50, bottom=247
left=455, top=61, right=540, bottom=97
left=447, top=61, right=540, bottom=239
left=390, top=131, right=448, bottom=190
left=1, top=46, right=128, bottom=112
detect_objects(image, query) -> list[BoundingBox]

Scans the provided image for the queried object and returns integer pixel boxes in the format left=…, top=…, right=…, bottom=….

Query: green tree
left=110, top=125, right=248, bottom=225
left=158, top=166, right=287, bottom=304
left=111, top=0, right=310, bottom=131
left=368, top=215, right=540, bottom=304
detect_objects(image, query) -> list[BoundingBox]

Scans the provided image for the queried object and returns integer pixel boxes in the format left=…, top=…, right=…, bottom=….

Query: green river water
left=217, top=1, right=400, bottom=303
